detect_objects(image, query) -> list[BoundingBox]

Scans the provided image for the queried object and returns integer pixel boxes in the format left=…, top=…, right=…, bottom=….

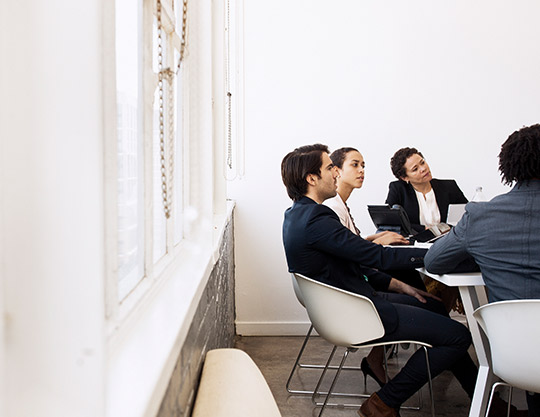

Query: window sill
left=106, top=201, right=235, bottom=417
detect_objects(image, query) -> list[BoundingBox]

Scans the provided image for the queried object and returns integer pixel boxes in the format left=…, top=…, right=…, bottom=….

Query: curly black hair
left=498, top=124, right=540, bottom=185
left=390, top=147, right=424, bottom=180
left=329, top=147, right=359, bottom=169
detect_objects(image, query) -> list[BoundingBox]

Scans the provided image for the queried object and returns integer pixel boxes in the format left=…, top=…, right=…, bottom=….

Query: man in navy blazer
left=281, top=144, right=478, bottom=417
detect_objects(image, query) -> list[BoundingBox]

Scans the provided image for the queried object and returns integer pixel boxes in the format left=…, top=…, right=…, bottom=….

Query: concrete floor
left=235, top=335, right=528, bottom=417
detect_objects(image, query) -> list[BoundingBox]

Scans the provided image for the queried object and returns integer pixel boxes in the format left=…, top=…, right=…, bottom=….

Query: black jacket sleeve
left=307, top=206, right=427, bottom=272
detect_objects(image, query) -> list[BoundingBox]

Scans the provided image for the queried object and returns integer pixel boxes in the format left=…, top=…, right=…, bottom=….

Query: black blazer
left=385, top=179, right=468, bottom=233
left=282, top=196, right=427, bottom=332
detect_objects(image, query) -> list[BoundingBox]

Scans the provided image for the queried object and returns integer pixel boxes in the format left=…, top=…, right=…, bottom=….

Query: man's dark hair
left=330, top=147, right=359, bottom=169
left=499, top=124, right=540, bottom=185
left=281, top=144, right=329, bottom=201
left=390, top=147, right=424, bottom=180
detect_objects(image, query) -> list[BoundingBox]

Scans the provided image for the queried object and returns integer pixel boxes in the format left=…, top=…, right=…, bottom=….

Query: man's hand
left=388, top=278, right=441, bottom=304
left=369, top=231, right=410, bottom=246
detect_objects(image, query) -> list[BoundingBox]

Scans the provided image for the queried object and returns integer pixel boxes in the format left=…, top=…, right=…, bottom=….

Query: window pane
left=116, top=0, right=144, bottom=298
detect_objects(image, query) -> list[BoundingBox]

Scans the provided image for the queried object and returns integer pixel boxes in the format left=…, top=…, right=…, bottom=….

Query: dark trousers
left=527, top=392, right=540, bottom=417
left=375, top=293, right=478, bottom=408
left=382, top=269, right=427, bottom=291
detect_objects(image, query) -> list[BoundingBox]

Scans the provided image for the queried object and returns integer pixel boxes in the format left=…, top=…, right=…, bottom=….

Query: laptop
left=409, top=226, right=449, bottom=244
left=447, top=204, right=466, bottom=226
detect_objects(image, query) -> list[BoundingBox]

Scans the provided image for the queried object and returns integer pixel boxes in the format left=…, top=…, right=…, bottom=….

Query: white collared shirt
left=414, top=188, right=441, bottom=228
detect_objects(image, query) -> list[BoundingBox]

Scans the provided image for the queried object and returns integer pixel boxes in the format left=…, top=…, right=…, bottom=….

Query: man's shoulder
left=305, top=200, right=339, bottom=219
left=286, top=197, right=337, bottom=218
left=464, top=190, right=519, bottom=217
left=462, top=200, right=485, bottom=217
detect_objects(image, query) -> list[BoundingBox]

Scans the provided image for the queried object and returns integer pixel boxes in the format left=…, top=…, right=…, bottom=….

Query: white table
left=417, top=268, right=493, bottom=417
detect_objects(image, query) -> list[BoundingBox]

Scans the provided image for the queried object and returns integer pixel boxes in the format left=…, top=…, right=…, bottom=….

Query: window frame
left=105, top=0, right=193, bottom=320
left=102, top=0, right=235, bottom=414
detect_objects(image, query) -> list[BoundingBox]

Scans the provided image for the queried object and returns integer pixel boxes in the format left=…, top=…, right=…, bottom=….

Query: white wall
left=230, top=0, right=540, bottom=335
left=0, top=1, right=229, bottom=416
left=0, top=1, right=105, bottom=415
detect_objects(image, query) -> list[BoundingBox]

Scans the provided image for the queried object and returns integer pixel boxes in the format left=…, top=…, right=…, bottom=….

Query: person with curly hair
left=386, top=147, right=468, bottom=234
left=386, top=147, right=470, bottom=313
left=425, top=123, right=540, bottom=417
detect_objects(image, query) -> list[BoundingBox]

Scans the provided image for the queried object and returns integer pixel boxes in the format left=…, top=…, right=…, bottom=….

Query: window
left=115, top=0, right=145, bottom=299
left=104, top=1, right=235, bottom=414
left=112, top=0, right=188, bottom=302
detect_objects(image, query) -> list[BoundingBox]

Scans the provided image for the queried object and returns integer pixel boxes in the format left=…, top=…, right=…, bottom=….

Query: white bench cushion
left=192, top=348, right=282, bottom=417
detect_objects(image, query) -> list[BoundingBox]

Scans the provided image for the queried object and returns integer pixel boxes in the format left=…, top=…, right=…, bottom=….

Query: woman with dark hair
left=324, top=147, right=424, bottom=386
left=386, top=147, right=469, bottom=313
left=325, top=147, right=408, bottom=245
left=386, top=147, right=468, bottom=234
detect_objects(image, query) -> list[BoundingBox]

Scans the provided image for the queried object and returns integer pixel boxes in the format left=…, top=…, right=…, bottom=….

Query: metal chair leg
left=399, top=346, right=434, bottom=416
left=485, top=384, right=497, bottom=417
left=423, top=346, right=435, bottom=417
left=507, top=386, right=514, bottom=417
left=303, top=343, right=435, bottom=416
left=315, top=348, right=352, bottom=417
left=485, top=382, right=514, bottom=417
left=386, top=344, right=434, bottom=415
left=311, top=345, right=338, bottom=404
left=286, top=327, right=362, bottom=395
left=286, top=324, right=316, bottom=394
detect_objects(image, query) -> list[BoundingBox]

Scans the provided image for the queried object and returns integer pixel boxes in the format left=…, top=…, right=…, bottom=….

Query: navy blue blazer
left=282, top=196, right=428, bottom=332
left=386, top=179, right=468, bottom=233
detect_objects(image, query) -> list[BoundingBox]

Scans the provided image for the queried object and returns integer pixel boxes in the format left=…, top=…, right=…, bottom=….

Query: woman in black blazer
left=386, top=147, right=468, bottom=234
left=386, top=147, right=468, bottom=313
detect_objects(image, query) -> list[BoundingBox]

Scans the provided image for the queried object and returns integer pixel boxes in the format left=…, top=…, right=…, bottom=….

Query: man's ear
left=306, top=173, right=318, bottom=186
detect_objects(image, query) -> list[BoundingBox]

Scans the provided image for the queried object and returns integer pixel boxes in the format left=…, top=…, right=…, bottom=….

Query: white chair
left=293, top=273, right=435, bottom=417
left=473, top=299, right=540, bottom=417
left=286, top=273, right=323, bottom=394
left=286, top=273, right=362, bottom=395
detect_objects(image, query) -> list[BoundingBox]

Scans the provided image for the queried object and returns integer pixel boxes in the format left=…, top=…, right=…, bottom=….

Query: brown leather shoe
left=358, top=393, right=398, bottom=417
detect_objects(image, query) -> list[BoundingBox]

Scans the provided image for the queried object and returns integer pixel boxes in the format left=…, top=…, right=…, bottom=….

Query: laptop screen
left=447, top=204, right=466, bottom=226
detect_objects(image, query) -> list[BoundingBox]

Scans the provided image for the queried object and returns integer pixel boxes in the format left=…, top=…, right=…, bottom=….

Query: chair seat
left=293, top=273, right=435, bottom=417
left=354, top=339, right=433, bottom=350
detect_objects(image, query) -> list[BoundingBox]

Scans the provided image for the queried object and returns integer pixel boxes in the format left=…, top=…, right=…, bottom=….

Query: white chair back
left=473, top=299, right=540, bottom=393
left=291, top=273, right=306, bottom=307
left=293, top=273, right=385, bottom=347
